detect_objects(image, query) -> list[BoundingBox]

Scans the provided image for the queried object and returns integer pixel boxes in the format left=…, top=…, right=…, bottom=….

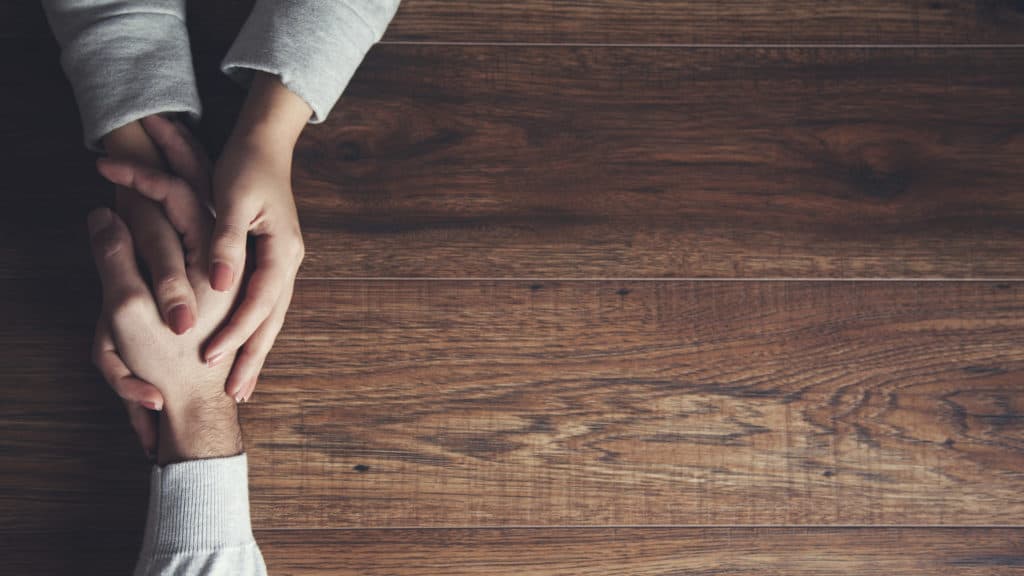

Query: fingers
left=208, top=201, right=254, bottom=292
left=88, top=207, right=151, bottom=306
left=117, top=191, right=199, bottom=335
left=97, top=159, right=211, bottom=255
left=140, top=115, right=212, bottom=203
left=125, top=400, right=158, bottom=458
left=93, top=318, right=165, bottom=409
left=93, top=318, right=161, bottom=457
left=205, top=233, right=297, bottom=366
left=225, top=284, right=293, bottom=402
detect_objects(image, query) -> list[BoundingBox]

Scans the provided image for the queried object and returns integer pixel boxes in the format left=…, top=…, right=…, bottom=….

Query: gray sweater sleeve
left=221, top=0, right=401, bottom=123
left=41, top=0, right=202, bottom=151
left=134, top=454, right=266, bottom=576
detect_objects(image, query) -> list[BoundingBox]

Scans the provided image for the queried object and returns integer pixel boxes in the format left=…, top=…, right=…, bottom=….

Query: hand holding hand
left=94, top=116, right=215, bottom=455
left=202, top=72, right=310, bottom=403
left=90, top=118, right=245, bottom=464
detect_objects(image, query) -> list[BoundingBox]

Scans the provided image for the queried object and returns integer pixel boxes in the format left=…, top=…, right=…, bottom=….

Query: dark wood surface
left=1, top=0, right=1023, bottom=573
left=5, top=1, right=1024, bottom=44
left=3, top=280, right=1024, bottom=531
left=7, top=44, right=1024, bottom=279
left=7, top=528, right=1024, bottom=575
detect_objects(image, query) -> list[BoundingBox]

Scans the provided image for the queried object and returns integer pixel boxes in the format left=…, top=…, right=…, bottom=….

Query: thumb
left=209, top=200, right=252, bottom=292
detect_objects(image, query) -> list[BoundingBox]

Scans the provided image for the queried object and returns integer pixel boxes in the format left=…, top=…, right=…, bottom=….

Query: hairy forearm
left=158, top=391, right=244, bottom=466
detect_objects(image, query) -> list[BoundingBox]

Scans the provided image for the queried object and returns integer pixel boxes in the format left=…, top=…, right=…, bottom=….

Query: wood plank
left=5, top=45, right=1024, bottom=279
left=294, top=46, right=1024, bottom=278
left=3, top=279, right=1023, bottom=530
left=381, top=0, right=1024, bottom=45
left=6, top=1, right=1024, bottom=44
left=6, top=528, right=1024, bottom=575
left=255, top=528, right=1024, bottom=575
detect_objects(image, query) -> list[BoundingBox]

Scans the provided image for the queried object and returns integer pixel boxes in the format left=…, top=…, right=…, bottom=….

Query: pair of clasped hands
left=88, top=74, right=311, bottom=460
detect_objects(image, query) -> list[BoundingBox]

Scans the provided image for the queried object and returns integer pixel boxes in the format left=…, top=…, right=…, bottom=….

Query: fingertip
left=206, top=347, right=226, bottom=367
left=167, top=304, right=195, bottom=335
left=210, top=261, right=234, bottom=291
left=95, top=157, right=130, bottom=185
left=86, top=207, right=113, bottom=236
left=244, top=377, right=257, bottom=403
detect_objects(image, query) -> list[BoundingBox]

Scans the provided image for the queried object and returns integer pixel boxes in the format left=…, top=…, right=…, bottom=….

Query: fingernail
left=167, top=304, right=194, bottom=335
left=142, top=399, right=162, bottom=411
left=234, top=393, right=244, bottom=404
left=207, top=350, right=224, bottom=367
left=87, top=208, right=112, bottom=235
left=210, top=262, right=234, bottom=291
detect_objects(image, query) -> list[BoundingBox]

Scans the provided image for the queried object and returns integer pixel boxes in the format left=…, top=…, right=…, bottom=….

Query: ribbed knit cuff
left=138, top=454, right=255, bottom=558
left=220, top=0, right=399, bottom=123
left=48, top=7, right=202, bottom=150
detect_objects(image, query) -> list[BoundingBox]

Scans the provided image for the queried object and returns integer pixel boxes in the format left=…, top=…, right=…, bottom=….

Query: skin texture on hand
left=88, top=206, right=243, bottom=466
left=104, top=122, right=199, bottom=336
left=91, top=117, right=246, bottom=464
left=204, top=72, right=311, bottom=403
left=97, top=118, right=205, bottom=456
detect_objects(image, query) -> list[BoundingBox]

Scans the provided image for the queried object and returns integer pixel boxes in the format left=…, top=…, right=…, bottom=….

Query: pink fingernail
left=142, top=400, right=162, bottom=411
left=207, top=350, right=224, bottom=367
left=168, top=304, right=194, bottom=335
left=210, top=262, right=234, bottom=292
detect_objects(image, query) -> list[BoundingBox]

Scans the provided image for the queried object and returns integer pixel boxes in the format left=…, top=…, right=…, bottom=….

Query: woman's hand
left=202, top=72, right=310, bottom=403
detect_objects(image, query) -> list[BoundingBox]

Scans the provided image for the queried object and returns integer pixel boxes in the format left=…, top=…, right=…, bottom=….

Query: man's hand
left=96, top=117, right=211, bottom=455
left=89, top=121, right=245, bottom=462
left=203, top=72, right=310, bottom=403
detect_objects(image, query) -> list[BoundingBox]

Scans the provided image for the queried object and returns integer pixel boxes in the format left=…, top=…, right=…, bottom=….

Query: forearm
left=220, top=0, right=401, bottom=124
left=158, top=391, right=244, bottom=466
left=138, top=394, right=261, bottom=575
left=229, top=72, right=312, bottom=159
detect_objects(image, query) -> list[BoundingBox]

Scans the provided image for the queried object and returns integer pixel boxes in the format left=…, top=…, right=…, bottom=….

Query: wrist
left=158, top=391, right=243, bottom=466
left=229, top=72, right=311, bottom=158
left=102, top=120, right=166, bottom=167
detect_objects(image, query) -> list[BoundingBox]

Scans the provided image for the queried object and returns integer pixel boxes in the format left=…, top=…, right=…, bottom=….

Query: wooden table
left=2, top=1, right=1023, bottom=573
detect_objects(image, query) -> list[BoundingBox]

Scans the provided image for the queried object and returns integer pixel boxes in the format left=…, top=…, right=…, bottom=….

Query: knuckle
left=153, top=271, right=190, bottom=300
left=214, top=223, right=247, bottom=250
left=94, top=225, right=129, bottom=261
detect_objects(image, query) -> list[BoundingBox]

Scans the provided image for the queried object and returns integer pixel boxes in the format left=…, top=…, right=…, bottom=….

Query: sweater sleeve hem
left=220, top=0, right=400, bottom=124
left=138, top=454, right=256, bottom=558
left=43, top=8, right=201, bottom=151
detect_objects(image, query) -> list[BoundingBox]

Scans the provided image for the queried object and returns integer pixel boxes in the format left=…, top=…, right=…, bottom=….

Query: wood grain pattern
left=293, top=46, right=1024, bottom=278
left=256, top=528, right=1024, bottom=575
left=3, top=279, right=1023, bottom=530
left=6, top=528, right=1024, bottom=575
left=381, top=0, right=1024, bottom=45
left=6, top=45, right=1024, bottom=279
left=6, top=1, right=1024, bottom=44
left=4, top=2, right=1024, bottom=572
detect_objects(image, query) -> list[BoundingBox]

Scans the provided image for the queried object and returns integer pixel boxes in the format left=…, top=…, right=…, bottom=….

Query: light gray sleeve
left=134, top=454, right=267, bottom=576
left=221, top=0, right=401, bottom=123
left=41, top=0, right=202, bottom=151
